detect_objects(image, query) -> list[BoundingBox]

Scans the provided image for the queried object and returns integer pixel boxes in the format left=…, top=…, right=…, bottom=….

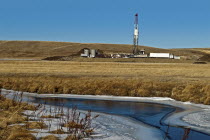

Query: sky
left=0, top=0, right=209, bottom=48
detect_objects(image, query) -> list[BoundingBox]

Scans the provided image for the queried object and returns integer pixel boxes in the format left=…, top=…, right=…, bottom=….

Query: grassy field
left=0, top=40, right=209, bottom=105
left=0, top=61, right=209, bottom=80
left=0, top=40, right=166, bottom=59
left=54, top=57, right=196, bottom=63
left=0, top=40, right=209, bottom=61
left=0, top=37, right=209, bottom=140
left=0, top=61, right=209, bottom=104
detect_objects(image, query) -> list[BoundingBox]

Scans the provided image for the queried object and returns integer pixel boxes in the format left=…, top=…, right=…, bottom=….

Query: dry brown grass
left=0, top=61, right=209, bottom=79
left=68, top=57, right=194, bottom=63
left=50, top=129, right=66, bottom=134
left=0, top=90, right=98, bottom=140
left=65, top=135, right=79, bottom=140
left=0, top=40, right=207, bottom=60
left=40, top=115, right=55, bottom=118
left=0, top=125, right=34, bottom=140
left=0, top=40, right=167, bottom=59
left=0, top=93, right=37, bottom=140
left=7, top=130, right=36, bottom=140
left=41, top=135, right=59, bottom=140
left=0, top=96, right=35, bottom=128
left=0, top=61, right=210, bottom=104
left=25, top=122, right=47, bottom=129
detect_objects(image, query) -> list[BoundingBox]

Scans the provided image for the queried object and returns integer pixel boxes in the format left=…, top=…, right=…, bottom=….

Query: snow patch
left=183, top=110, right=210, bottom=128
left=1, top=89, right=167, bottom=140
left=2, top=89, right=210, bottom=138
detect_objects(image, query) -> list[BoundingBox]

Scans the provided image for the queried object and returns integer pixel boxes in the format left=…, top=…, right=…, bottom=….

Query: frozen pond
left=2, top=89, right=210, bottom=140
left=27, top=96, right=210, bottom=140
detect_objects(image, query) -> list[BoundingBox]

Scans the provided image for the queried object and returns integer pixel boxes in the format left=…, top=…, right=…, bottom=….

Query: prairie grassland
left=0, top=61, right=210, bottom=104
left=67, top=57, right=194, bottom=63
left=0, top=40, right=195, bottom=59
left=0, top=61, right=209, bottom=80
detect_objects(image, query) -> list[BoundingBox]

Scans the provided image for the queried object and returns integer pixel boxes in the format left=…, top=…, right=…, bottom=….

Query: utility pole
left=133, top=13, right=139, bottom=55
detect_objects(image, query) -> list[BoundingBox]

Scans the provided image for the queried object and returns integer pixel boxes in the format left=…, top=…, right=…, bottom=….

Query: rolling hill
left=0, top=40, right=209, bottom=61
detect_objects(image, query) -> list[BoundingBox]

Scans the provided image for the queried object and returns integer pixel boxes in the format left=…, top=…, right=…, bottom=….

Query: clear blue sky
left=0, top=0, right=209, bottom=48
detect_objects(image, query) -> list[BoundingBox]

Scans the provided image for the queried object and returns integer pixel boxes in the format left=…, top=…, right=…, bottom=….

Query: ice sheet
left=2, top=89, right=210, bottom=138
left=1, top=89, right=167, bottom=140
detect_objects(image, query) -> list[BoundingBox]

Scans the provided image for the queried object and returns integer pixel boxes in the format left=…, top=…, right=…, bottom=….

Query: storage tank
left=84, top=49, right=90, bottom=56
left=169, top=54, right=174, bottom=59
left=90, top=49, right=96, bottom=58
left=140, top=49, right=145, bottom=55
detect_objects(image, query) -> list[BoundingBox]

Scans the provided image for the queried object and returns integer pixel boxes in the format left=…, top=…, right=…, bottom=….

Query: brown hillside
left=0, top=40, right=179, bottom=58
left=0, top=40, right=208, bottom=60
left=170, top=48, right=210, bottom=61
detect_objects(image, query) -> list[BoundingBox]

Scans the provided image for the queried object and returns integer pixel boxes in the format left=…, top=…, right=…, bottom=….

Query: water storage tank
left=84, top=49, right=90, bottom=56
left=81, top=49, right=90, bottom=57
left=90, top=49, right=96, bottom=58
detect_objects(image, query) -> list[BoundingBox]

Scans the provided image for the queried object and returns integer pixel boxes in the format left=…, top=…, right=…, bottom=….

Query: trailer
left=149, top=53, right=174, bottom=59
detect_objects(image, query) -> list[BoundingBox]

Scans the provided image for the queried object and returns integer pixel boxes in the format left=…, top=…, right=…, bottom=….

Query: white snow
left=183, top=110, right=210, bottom=128
left=91, top=112, right=167, bottom=140
left=1, top=89, right=167, bottom=140
left=2, top=89, right=210, bottom=139
left=22, top=104, right=166, bottom=140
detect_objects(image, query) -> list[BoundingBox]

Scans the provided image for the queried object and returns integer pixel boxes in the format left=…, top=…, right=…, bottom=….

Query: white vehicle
left=149, top=53, right=174, bottom=59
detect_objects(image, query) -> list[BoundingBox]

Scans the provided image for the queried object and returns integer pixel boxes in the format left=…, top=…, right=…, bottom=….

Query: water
left=3, top=90, right=209, bottom=140
left=25, top=97, right=210, bottom=140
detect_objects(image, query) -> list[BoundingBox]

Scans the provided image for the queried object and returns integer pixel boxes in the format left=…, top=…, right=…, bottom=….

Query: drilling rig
left=133, top=13, right=139, bottom=55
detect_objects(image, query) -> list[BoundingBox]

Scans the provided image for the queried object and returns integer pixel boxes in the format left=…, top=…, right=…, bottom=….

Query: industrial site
left=80, top=14, right=180, bottom=60
left=0, top=15, right=209, bottom=62
left=80, top=48, right=180, bottom=59
left=1, top=0, right=210, bottom=139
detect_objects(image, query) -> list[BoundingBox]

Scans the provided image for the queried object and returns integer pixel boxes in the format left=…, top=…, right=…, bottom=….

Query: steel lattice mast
left=133, top=13, right=139, bottom=55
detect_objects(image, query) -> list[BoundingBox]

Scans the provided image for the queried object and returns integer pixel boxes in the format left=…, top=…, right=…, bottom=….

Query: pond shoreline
left=19, top=91, right=210, bottom=135
left=2, top=89, right=210, bottom=139
left=1, top=89, right=170, bottom=140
